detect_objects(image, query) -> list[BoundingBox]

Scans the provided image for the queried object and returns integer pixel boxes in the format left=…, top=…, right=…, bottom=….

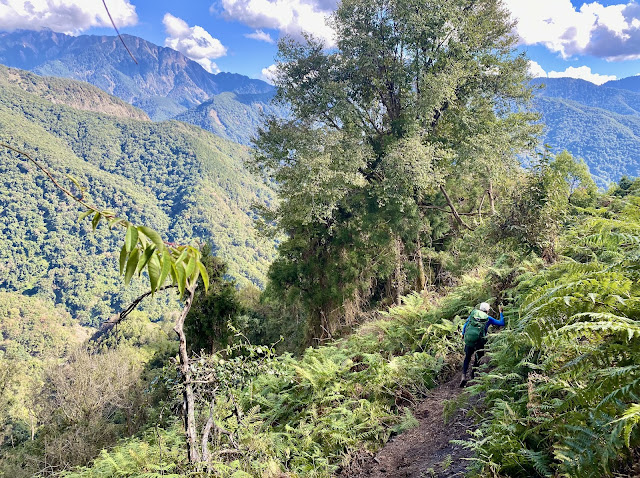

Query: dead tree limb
left=174, top=280, right=200, bottom=463
left=439, top=185, right=474, bottom=231
left=91, top=285, right=177, bottom=341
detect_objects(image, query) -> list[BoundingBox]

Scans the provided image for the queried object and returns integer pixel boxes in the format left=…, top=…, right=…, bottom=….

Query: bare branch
left=439, top=185, right=474, bottom=231
left=90, top=285, right=177, bottom=341
left=2, top=143, right=98, bottom=213
left=420, top=205, right=481, bottom=217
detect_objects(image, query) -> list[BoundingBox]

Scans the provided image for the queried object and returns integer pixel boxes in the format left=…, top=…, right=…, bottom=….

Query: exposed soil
left=338, top=371, right=477, bottom=478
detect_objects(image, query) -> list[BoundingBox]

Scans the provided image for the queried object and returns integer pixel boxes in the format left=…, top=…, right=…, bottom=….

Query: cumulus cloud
left=163, top=13, right=227, bottom=73
left=528, top=60, right=548, bottom=78
left=504, top=0, right=640, bottom=61
left=547, top=65, right=617, bottom=84
left=527, top=61, right=616, bottom=85
left=245, top=29, right=275, bottom=43
left=261, top=63, right=280, bottom=84
left=218, top=0, right=336, bottom=46
left=0, top=0, right=137, bottom=34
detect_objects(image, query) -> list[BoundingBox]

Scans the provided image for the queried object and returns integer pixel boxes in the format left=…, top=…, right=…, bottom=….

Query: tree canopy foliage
left=252, top=0, right=539, bottom=341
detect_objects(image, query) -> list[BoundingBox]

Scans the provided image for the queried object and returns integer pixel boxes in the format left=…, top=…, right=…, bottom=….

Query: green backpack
left=464, top=309, right=489, bottom=346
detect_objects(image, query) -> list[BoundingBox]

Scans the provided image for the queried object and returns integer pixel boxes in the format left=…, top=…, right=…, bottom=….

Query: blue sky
left=1, top=0, right=640, bottom=84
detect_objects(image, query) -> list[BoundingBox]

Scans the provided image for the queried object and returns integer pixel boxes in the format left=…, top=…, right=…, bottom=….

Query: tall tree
left=253, top=0, right=539, bottom=342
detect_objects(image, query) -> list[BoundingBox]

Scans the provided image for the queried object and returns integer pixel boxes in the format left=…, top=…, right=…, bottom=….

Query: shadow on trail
left=339, top=371, right=478, bottom=478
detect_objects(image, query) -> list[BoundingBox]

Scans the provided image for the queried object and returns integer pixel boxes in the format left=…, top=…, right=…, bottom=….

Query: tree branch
left=439, top=185, right=474, bottom=231
left=420, top=205, right=481, bottom=216
left=91, top=285, right=177, bottom=341
left=2, top=143, right=98, bottom=213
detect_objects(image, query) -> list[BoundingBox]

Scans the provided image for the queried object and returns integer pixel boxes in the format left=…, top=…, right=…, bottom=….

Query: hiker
left=459, top=302, right=504, bottom=387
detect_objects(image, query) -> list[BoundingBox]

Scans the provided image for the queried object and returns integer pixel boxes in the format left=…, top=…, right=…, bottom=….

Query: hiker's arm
left=488, top=305, right=505, bottom=327
left=487, top=312, right=505, bottom=327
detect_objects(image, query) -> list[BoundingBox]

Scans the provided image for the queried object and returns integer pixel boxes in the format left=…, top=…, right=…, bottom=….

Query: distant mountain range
left=0, top=30, right=275, bottom=125
left=603, top=75, right=640, bottom=93
left=0, top=30, right=638, bottom=182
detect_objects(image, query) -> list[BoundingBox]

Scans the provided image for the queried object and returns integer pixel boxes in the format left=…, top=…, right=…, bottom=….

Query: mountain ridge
left=0, top=64, right=149, bottom=120
left=531, top=77, right=640, bottom=182
left=0, top=30, right=274, bottom=121
left=603, top=75, right=640, bottom=93
left=2, top=30, right=639, bottom=182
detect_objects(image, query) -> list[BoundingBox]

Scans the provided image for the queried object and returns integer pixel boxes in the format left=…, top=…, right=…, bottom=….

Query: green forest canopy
left=0, top=68, right=277, bottom=326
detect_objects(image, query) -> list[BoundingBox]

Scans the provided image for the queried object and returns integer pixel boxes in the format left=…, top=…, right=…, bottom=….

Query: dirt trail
left=339, top=371, right=477, bottom=478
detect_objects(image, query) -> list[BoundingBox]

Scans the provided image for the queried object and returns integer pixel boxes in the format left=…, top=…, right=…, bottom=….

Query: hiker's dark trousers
left=462, top=338, right=486, bottom=376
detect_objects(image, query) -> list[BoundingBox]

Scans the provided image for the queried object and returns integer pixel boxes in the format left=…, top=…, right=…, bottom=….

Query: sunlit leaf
left=79, top=209, right=93, bottom=221
left=158, top=249, right=172, bottom=289
left=119, top=245, right=128, bottom=275
left=91, top=212, right=102, bottom=231
left=185, top=256, right=196, bottom=278
left=137, top=245, right=155, bottom=273
left=198, top=261, right=209, bottom=291
left=125, top=226, right=138, bottom=253
left=148, top=253, right=161, bottom=292
left=124, top=248, right=140, bottom=285
left=176, top=262, right=186, bottom=297
left=138, top=225, right=165, bottom=250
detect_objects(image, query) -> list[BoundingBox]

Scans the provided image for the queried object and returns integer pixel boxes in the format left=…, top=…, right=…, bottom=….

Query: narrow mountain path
left=339, top=371, right=478, bottom=478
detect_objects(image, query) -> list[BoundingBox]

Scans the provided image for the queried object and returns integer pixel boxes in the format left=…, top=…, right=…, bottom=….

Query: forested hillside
left=532, top=77, right=640, bottom=183
left=0, top=65, right=149, bottom=121
left=175, top=91, right=287, bottom=146
left=534, top=95, right=640, bottom=183
left=2, top=0, right=640, bottom=477
left=0, top=68, right=276, bottom=326
left=604, top=75, right=640, bottom=93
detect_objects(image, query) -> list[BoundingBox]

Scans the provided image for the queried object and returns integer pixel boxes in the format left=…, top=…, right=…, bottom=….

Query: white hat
left=479, top=302, right=490, bottom=312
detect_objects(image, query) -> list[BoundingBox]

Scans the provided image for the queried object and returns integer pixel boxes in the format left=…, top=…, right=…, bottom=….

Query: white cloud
left=163, top=13, right=227, bottom=74
left=528, top=60, right=547, bottom=78
left=503, top=0, right=640, bottom=61
left=0, top=0, right=137, bottom=34
left=261, top=63, right=279, bottom=84
left=219, top=0, right=337, bottom=46
left=245, top=29, right=275, bottom=43
left=547, top=65, right=617, bottom=84
left=527, top=61, right=617, bottom=85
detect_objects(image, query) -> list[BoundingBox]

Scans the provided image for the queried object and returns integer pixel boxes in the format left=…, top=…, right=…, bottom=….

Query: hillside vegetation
left=0, top=65, right=149, bottom=121
left=1, top=1, right=640, bottom=477
left=175, top=92, right=287, bottom=146
left=6, top=180, right=636, bottom=478
left=0, top=68, right=276, bottom=326
left=532, top=78, right=640, bottom=183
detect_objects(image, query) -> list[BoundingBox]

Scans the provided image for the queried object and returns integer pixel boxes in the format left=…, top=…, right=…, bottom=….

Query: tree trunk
left=394, top=237, right=404, bottom=305
left=488, top=181, right=496, bottom=215
left=477, top=192, right=486, bottom=222
left=439, top=185, right=473, bottom=231
left=30, top=409, right=35, bottom=441
left=201, top=398, right=216, bottom=463
left=174, top=281, right=200, bottom=463
left=416, top=237, right=426, bottom=291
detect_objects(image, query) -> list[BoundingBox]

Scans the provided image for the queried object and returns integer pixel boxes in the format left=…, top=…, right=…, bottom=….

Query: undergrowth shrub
left=62, top=275, right=493, bottom=477
left=464, top=195, right=640, bottom=478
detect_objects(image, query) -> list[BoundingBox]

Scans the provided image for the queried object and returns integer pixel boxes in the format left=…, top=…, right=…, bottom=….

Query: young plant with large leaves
left=2, top=143, right=209, bottom=464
